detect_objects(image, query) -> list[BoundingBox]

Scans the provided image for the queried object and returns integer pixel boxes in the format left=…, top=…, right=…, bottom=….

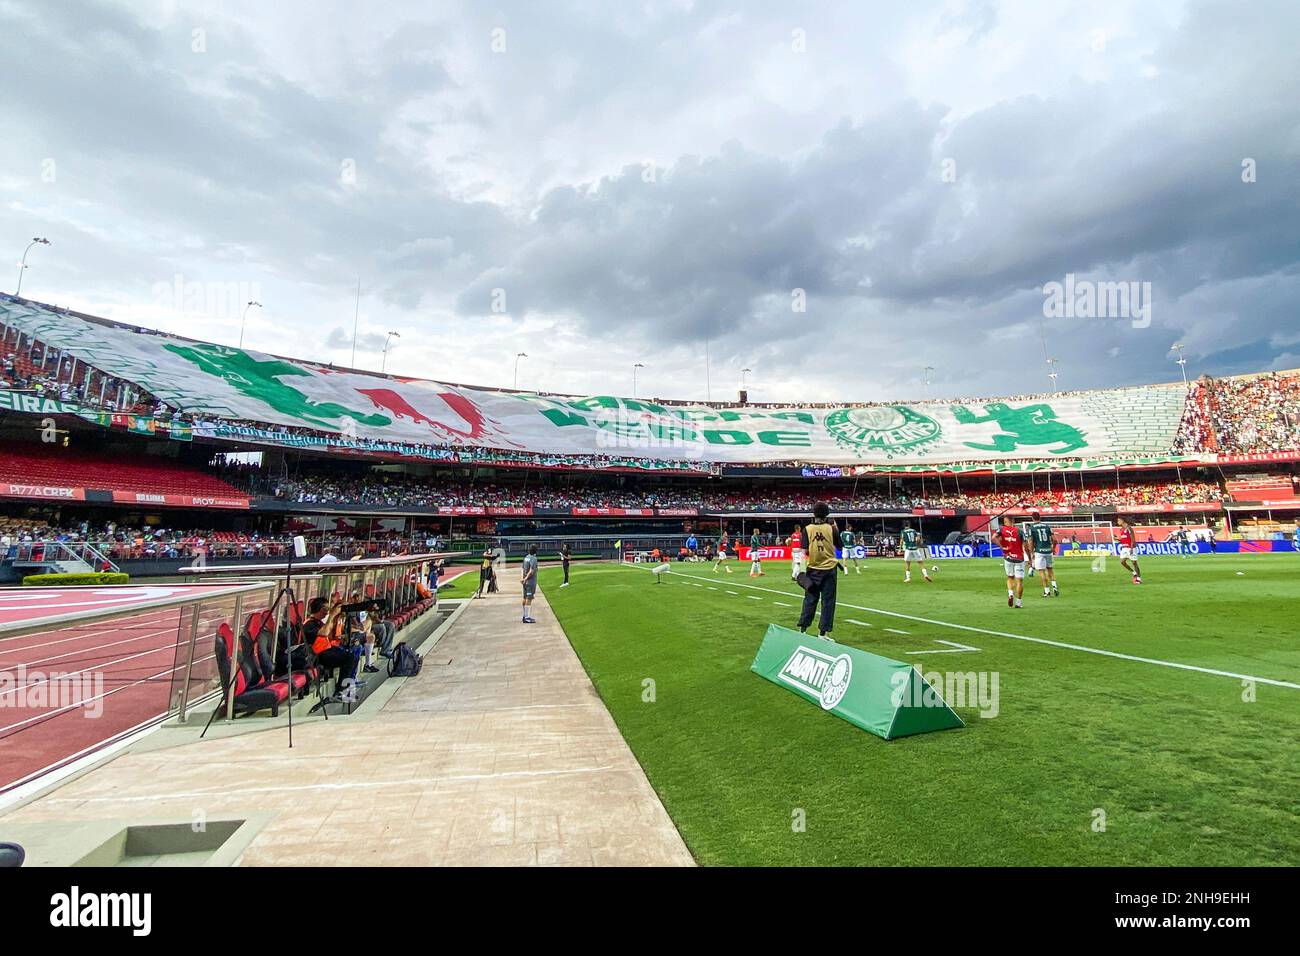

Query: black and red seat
left=246, top=610, right=311, bottom=697
left=214, top=622, right=287, bottom=718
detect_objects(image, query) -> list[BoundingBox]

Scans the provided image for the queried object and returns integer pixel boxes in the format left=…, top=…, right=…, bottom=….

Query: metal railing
left=5, top=540, right=120, bottom=572
left=177, top=552, right=447, bottom=720
left=0, top=582, right=277, bottom=793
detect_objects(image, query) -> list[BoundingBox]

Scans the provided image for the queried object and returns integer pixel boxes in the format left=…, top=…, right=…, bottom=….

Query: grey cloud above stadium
left=0, top=0, right=1297, bottom=402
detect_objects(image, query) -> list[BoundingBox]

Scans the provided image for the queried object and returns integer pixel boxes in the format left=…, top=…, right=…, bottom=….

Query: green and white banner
left=1, top=300, right=1190, bottom=465
left=750, top=624, right=963, bottom=739
left=0, top=387, right=88, bottom=418
left=0, top=387, right=188, bottom=438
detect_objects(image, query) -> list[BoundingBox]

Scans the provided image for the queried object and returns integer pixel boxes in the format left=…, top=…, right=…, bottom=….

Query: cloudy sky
left=1, top=0, right=1297, bottom=403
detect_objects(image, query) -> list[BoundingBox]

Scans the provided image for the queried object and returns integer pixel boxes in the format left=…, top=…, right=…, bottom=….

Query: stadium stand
left=0, top=445, right=246, bottom=498
left=1224, top=474, right=1298, bottom=501
left=267, top=472, right=1228, bottom=513
left=1206, top=372, right=1300, bottom=454
left=1, top=296, right=1298, bottom=571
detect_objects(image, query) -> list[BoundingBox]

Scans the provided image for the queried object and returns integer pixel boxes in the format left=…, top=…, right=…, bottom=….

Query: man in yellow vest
left=797, top=503, right=842, bottom=640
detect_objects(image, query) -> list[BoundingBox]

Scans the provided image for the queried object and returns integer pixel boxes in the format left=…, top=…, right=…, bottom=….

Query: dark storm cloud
left=445, top=0, right=1300, bottom=393
left=1, top=0, right=1297, bottom=400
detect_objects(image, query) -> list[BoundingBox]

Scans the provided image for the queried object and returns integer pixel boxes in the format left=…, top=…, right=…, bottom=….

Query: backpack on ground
left=388, top=642, right=423, bottom=677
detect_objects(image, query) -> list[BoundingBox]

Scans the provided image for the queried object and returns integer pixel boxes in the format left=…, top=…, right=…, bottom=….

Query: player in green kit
left=748, top=529, right=765, bottom=576
left=1025, top=511, right=1059, bottom=596
left=840, top=523, right=861, bottom=573
left=900, top=522, right=931, bottom=583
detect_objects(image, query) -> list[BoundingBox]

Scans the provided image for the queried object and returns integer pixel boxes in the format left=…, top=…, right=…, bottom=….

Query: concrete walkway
left=0, top=587, right=694, bottom=866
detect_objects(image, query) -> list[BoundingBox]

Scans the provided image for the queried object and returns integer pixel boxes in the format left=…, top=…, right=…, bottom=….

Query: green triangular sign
left=750, top=624, right=964, bottom=740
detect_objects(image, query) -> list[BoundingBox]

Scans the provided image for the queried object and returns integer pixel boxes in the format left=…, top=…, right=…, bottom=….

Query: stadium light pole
left=514, top=352, right=527, bottom=390
left=1046, top=357, right=1060, bottom=394
left=238, top=300, right=262, bottom=350
left=923, top=366, right=934, bottom=399
left=1171, top=343, right=1189, bottom=385
left=14, top=237, right=50, bottom=297
left=633, top=362, right=645, bottom=398
left=350, top=276, right=361, bottom=368
left=704, top=337, right=712, bottom=402
left=381, top=331, right=400, bottom=373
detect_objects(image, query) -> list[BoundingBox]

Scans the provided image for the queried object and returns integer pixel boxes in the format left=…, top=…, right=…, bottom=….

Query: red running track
left=0, top=576, right=465, bottom=793
left=0, top=585, right=243, bottom=631
left=0, top=601, right=239, bottom=793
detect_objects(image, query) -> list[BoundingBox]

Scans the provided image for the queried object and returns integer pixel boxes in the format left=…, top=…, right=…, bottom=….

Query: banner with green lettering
left=2, top=298, right=1192, bottom=465
left=750, top=624, right=964, bottom=740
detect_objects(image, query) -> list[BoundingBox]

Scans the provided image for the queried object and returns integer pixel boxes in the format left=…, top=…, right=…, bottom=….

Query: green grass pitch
left=540, top=554, right=1300, bottom=866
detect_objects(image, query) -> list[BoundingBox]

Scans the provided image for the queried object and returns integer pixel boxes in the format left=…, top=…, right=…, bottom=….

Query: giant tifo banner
left=2, top=300, right=1191, bottom=466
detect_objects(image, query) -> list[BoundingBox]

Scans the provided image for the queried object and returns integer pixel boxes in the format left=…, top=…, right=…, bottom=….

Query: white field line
left=0, top=636, right=188, bottom=704
left=0, top=656, right=192, bottom=735
left=9, top=622, right=183, bottom=670
left=0, top=608, right=178, bottom=653
left=907, top=640, right=981, bottom=656
left=627, top=566, right=1300, bottom=690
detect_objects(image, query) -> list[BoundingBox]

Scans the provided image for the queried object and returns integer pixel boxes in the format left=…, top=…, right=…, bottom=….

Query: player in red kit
left=998, top=519, right=1027, bottom=608
left=787, top=527, right=806, bottom=580
left=1116, top=518, right=1141, bottom=583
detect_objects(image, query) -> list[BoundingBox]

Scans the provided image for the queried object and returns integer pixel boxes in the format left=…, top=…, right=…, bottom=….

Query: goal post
left=1029, top=515, right=1116, bottom=551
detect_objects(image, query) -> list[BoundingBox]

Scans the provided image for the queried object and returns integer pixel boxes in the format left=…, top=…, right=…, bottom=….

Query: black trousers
left=562, top=561, right=570, bottom=583
left=797, top=567, right=838, bottom=635
left=317, top=645, right=361, bottom=688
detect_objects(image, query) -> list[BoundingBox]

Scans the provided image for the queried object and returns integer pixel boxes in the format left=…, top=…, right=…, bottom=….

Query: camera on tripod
left=340, top=597, right=390, bottom=614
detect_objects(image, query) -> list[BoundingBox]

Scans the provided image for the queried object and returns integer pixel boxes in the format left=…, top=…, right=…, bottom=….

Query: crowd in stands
left=1172, top=372, right=1300, bottom=456
left=2, top=342, right=155, bottom=416
left=1205, top=372, right=1300, bottom=455
left=0, top=518, right=438, bottom=561
left=0, top=476, right=1239, bottom=564
left=268, top=473, right=1230, bottom=513
left=927, top=480, right=1225, bottom=512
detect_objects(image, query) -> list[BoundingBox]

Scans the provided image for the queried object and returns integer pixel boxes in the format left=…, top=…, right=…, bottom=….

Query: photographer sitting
left=368, top=600, right=396, bottom=661
left=305, top=596, right=364, bottom=701
left=346, top=591, right=393, bottom=674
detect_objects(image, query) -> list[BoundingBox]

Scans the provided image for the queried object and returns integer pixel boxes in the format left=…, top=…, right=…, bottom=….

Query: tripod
left=267, top=555, right=317, bottom=745
left=200, top=549, right=320, bottom=744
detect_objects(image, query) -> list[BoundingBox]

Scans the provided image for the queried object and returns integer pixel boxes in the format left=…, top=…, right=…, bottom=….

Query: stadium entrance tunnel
left=0, top=815, right=271, bottom=867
